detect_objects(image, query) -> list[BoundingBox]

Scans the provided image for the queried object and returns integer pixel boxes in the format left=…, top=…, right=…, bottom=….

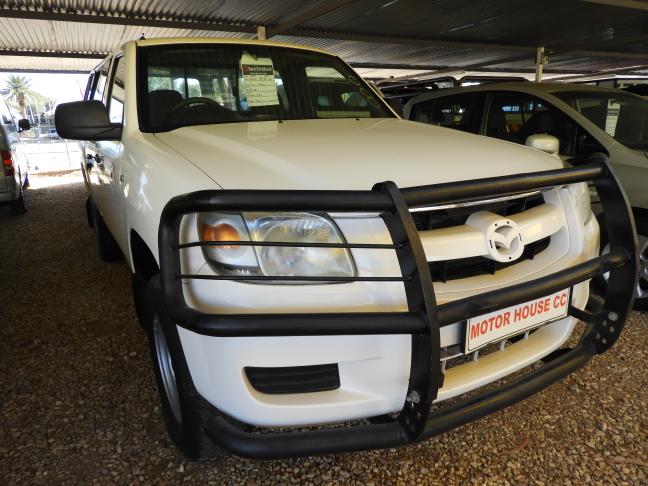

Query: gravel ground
left=1, top=173, right=646, bottom=485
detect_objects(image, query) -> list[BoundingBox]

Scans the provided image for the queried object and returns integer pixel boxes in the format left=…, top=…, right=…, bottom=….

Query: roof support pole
left=535, top=47, right=546, bottom=82
left=256, top=26, right=267, bottom=40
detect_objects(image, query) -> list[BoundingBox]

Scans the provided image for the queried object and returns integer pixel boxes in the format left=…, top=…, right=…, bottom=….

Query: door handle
left=119, top=173, right=125, bottom=183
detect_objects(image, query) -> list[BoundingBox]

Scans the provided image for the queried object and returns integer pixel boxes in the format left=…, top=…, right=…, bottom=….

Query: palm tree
left=4, top=75, right=34, bottom=118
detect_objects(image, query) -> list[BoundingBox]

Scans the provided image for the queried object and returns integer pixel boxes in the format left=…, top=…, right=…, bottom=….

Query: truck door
left=95, top=54, right=128, bottom=253
left=86, top=59, right=111, bottom=210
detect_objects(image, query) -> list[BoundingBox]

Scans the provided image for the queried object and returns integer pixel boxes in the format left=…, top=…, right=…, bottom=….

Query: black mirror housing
left=55, top=100, right=122, bottom=141
left=17, top=118, right=30, bottom=132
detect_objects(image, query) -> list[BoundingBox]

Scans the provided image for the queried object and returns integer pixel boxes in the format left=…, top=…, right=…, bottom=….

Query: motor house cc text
left=468, top=289, right=570, bottom=348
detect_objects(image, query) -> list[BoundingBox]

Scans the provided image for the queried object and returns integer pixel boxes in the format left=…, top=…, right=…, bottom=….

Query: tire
left=599, top=213, right=648, bottom=312
left=92, top=201, right=123, bottom=262
left=131, top=271, right=149, bottom=328
left=143, top=275, right=222, bottom=460
left=9, top=192, right=26, bottom=215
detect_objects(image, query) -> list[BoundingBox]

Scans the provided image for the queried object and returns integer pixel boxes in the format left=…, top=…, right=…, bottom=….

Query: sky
left=1, top=72, right=89, bottom=106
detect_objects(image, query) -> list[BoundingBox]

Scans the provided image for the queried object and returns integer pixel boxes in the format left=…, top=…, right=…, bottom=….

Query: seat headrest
left=148, top=89, right=184, bottom=126
left=529, top=110, right=555, bottom=133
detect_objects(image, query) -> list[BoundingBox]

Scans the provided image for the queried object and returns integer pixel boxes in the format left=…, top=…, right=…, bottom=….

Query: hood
left=154, top=118, right=562, bottom=190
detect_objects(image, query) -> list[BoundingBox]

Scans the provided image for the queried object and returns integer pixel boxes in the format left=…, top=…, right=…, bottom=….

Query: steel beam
left=0, top=49, right=105, bottom=59
left=349, top=62, right=594, bottom=75
left=287, top=28, right=648, bottom=61
left=579, top=0, right=648, bottom=10
left=0, top=9, right=257, bottom=34
left=267, top=0, right=356, bottom=37
left=0, top=68, right=90, bottom=74
left=548, top=63, right=648, bottom=82
left=385, top=54, right=532, bottom=82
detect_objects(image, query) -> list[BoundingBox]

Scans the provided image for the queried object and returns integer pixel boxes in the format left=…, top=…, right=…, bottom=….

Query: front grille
left=411, top=192, right=545, bottom=231
left=430, top=236, right=551, bottom=283
left=411, top=191, right=552, bottom=282
left=245, top=363, right=340, bottom=395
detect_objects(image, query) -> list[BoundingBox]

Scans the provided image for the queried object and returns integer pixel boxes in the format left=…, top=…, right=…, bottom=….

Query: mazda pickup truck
left=55, top=37, right=638, bottom=460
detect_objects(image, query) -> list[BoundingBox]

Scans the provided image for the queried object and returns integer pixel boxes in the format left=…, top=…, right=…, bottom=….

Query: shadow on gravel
left=1, top=174, right=646, bottom=484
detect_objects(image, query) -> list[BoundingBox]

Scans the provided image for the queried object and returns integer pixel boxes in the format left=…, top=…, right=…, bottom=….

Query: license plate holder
left=463, top=288, right=571, bottom=353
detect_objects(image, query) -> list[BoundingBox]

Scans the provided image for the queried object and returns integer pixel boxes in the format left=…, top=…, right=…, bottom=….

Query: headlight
left=570, top=182, right=593, bottom=225
left=197, top=212, right=356, bottom=280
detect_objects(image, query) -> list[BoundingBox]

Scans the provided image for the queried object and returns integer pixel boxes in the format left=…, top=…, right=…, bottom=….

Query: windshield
left=555, top=90, right=648, bottom=150
left=139, top=44, right=394, bottom=132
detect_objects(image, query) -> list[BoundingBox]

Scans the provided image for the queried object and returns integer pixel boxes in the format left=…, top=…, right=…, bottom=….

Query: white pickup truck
left=55, top=37, right=638, bottom=460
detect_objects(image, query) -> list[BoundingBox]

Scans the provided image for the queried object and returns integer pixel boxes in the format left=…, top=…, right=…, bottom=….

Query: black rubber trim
left=245, top=364, right=340, bottom=394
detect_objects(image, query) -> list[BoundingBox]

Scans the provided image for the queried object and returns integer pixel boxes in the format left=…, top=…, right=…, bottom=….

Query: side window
left=411, top=94, right=482, bottom=134
left=107, top=56, right=126, bottom=124
left=485, top=93, right=576, bottom=153
left=93, top=61, right=110, bottom=103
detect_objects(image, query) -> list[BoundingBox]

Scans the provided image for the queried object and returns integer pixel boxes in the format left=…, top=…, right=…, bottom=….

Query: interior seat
left=148, top=89, right=184, bottom=126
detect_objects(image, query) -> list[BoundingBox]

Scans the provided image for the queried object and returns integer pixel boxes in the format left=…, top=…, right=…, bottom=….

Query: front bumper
left=157, top=154, right=638, bottom=459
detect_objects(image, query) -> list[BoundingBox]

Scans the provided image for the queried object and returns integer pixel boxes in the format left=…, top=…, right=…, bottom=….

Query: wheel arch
left=130, top=229, right=160, bottom=279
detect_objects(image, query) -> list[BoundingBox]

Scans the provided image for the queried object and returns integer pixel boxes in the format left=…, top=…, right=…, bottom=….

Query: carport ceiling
left=1, top=0, right=648, bottom=78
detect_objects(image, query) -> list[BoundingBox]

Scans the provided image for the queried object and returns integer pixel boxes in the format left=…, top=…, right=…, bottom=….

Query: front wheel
left=600, top=213, right=648, bottom=311
left=143, top=276, right=222, bottom=461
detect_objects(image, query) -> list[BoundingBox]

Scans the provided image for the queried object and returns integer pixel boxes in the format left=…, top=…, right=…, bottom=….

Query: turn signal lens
left=200, top=222, right=241, bottom=250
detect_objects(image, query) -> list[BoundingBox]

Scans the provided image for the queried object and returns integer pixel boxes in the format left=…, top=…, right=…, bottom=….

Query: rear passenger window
left=411, top=94, right=482, bottom=134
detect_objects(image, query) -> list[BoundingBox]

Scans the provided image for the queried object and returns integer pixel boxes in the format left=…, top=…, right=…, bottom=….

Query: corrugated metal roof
left=0, top=0, right=647, bottom=78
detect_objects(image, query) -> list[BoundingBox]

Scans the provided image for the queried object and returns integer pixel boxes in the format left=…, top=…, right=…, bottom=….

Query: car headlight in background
left=197, top=212, right=356, bottom=280
left=569, top=182, right=593, bottom=225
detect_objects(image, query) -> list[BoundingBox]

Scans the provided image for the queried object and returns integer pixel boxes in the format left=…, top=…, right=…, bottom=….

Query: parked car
left=0, top=98, right=30, bottom=214
left=404, top=83, right=648, bottom=309
left=55, top=38, right=637, bottom=461
left=45, top=127, right=59, bottom=139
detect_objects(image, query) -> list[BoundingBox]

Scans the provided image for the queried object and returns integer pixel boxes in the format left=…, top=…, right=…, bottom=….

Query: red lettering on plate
left=503, top=312, right=511, bottom=326
left=514, top=307, right=522, bottom=322
left=554, top=293, right=568, bottom=308
left=470, top=322, right=480, bottom=339
left=481, top=320, right=488, bottom=335
left=495, top=315, right=503, bottom=329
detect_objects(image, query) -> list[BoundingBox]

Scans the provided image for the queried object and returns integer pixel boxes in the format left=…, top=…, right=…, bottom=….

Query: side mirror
left=17, top=118, right=30, bottom=132
left=55, top=100, right=122, bottom=141
left=525, top=134, right=559, bottom=156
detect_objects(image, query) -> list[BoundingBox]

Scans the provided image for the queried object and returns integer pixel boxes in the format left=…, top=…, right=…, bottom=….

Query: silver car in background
left=0, top=98, right=30, bottom=214
left=404, top=82, right=648, bottom=309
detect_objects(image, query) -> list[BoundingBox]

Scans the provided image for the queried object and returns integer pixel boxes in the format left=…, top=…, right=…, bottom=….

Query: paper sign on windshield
left=240, top=53, right=279, bottom=107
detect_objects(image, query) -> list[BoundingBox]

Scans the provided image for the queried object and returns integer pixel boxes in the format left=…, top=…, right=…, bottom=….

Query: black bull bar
left=157, top=154, right=638, bottom=459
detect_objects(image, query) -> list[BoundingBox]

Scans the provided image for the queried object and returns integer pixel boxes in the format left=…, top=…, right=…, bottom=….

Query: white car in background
left=0, top=98, right=30, bottom=214
left=55, top=38, right=637, bottom=460
left=405, top=83, right=648, bottom=309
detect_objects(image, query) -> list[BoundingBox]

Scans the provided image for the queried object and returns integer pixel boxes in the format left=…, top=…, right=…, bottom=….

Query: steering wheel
left=164, top=96, right=233, bottom=124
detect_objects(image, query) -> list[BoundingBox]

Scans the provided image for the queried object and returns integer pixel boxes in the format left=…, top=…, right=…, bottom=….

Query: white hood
left=154, top=118, right=561, bottom=190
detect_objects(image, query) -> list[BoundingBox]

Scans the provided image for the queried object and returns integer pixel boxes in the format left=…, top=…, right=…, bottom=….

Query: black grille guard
left=156, top=153, right=638, bottom=459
